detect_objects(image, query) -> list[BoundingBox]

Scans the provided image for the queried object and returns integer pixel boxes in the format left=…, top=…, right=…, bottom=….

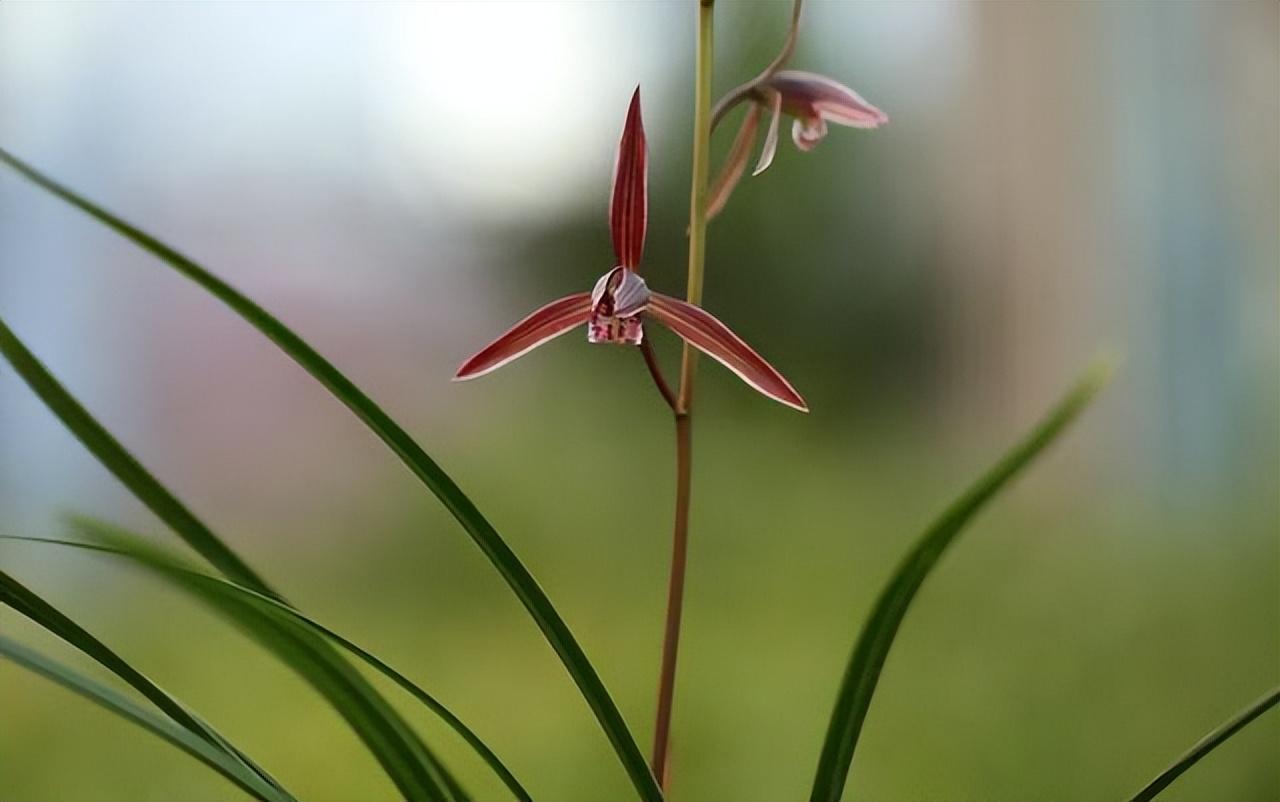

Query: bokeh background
left=1, top=2, right=1277, bottom=801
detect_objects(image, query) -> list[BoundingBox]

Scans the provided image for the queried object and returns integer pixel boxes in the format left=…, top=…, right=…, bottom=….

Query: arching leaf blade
left=5, top=530, right=531, bottom=802
left=1127, top=686, right=1280, bottom=802
left=0, top=315, right=456, bottom=801
left=0, top=635, right=295, bottom=802
left=0, top=146, right=660, bottom=802
left=810, top=358, right=1116, bottom=801
left=0, top=571, right=292, bottom=801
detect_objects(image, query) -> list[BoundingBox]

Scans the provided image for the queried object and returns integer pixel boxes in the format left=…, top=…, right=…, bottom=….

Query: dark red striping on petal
left=610, top=88, right=648, bottom=271
left=454, top=293, right=594, bottom=380
left=647, top=293, right=808, bottom=412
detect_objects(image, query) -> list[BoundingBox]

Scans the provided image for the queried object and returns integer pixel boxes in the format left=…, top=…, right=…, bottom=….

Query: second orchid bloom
left=454, top=89, right=807, bottom=413
left=708, top=71, right=888, bottom=220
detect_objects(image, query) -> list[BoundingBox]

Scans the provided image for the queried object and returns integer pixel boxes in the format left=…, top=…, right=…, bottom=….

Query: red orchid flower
left=454, top=89, right=807, bottom=413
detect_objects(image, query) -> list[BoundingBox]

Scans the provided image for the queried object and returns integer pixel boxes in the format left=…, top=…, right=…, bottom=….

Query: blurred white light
left=374, top=2, right=629, bottom=220
left=814, top=1, right=973, bottom=111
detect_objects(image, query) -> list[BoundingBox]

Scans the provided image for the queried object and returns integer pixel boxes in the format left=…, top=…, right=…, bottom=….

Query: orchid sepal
left=453, top=292, right=593, bottom=381
left=706, top=102, right=762, bottom=221
left=609, top=88, right=648, bottom=271
left=647, top=293, right=808, bottom=413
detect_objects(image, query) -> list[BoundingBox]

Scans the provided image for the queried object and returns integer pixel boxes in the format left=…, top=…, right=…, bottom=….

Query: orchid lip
left=589, top=267, right=650, bottom=345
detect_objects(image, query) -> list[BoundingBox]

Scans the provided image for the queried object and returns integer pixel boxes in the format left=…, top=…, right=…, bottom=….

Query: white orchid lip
left=589, top=267, right=650, bottom=345
left=792, top=115, right=828, bottom=151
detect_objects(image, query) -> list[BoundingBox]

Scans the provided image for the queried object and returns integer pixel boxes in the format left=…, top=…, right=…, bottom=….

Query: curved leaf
left=0, top=635, right=295, bottom=802
left=0, top=315, right=457, bottom=801
left=1127, top=686, right=1280, bottom=802
left=0, top=572, right=293, bottom=802
left=810, top=358, right=1115, bottom=801
left=4, top=530, right=530, bottom=802
left=0, top=146, right=660, bottom=802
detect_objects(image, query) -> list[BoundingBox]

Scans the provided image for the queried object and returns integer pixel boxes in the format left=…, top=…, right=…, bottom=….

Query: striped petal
left=766, top=70, right=889, bottom=130
left=609, top=88, right=648, bottom=270
left=647, top=293, right=808, bottom=412
left=454, top=293, right=593, bottom=380
left=707, top=102, right=762, bottom=221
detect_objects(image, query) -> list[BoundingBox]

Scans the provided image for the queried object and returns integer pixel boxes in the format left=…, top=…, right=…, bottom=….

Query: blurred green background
left=1, top=2, right=1276, bottom=801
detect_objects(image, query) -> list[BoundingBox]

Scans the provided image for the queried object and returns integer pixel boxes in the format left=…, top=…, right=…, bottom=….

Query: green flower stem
left=652, top=0, right=714, bottom=793
left=677, top=0, right=716, bottom=414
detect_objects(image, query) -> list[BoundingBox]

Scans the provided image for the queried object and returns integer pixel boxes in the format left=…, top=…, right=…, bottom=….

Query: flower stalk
left=677, top=0, right=717, bottom=414
left=651, top=0, right=715, bottom=790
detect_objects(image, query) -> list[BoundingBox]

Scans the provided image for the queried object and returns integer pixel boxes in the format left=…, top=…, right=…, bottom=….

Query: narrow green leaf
left=0, top=571, right=293, bottom=802
left=0, top=315, right=458, bottom=801
left=0, top=147, right=661, bottom=802
left=1127, top=686, right=1280, bottom=802
left=0, top=317, right=268, bottom=592
left=212, top=599, right=462, bottom=802
left=4, top=530, right=531, bottom=802
left=810, top=358, right=1116, bottom=802
left=0, top=635, right=295, bottom=802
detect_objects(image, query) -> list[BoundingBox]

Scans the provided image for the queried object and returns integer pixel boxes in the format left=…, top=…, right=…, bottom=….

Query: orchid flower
left=454, top=89, right=807, bottom=413
left=707, top=71, right=888, bottom=221
left=703, top=0, right=887, bottom=222
left=753, top=71, right=889, bottom=170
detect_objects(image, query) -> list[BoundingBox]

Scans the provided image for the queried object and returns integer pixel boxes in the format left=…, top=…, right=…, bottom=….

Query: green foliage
left=0, top=315, right=458, bottom=801
left=4, top=528, right=530, bottom=801
left=1, top=148, right=1272, bottom=802
left=811, top=358, right=1115, bottom=801
left=0, top=577, right=293, bottom=802
left=0, top=148, right=659, bottom=801
left=1127, top=686, right=1280, bottom=802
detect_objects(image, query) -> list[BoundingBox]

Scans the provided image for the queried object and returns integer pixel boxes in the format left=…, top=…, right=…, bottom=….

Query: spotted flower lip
left=453, top=88, right=808, bottom=413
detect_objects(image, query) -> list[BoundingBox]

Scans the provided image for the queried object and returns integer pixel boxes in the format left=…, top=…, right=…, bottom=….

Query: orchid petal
left=767, top=70, right=888, bottom=129
left=647, top=293, right=808, bottom=412
left=454, top=293, right=593, bottom=381
left=791, top=115, right=828, bottom=152
left=609, top=88, right=648, bottom=270
left=706, top=102, right=762, bottom=222
left=752, top=90, right=784, bottom=177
